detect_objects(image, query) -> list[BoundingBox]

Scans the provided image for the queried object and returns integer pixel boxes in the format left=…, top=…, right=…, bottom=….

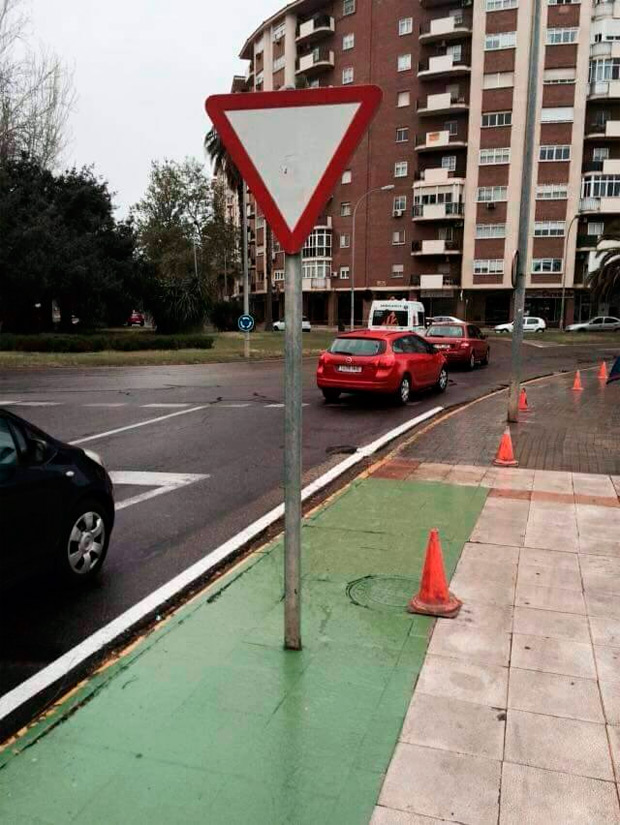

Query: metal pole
left=284, top=251, right=302, bottom=650
left=508, top=0, right=542, bottom=423
left=241, top=189, right=250, bottom=359
left=559, top=214, right=579, bottom=331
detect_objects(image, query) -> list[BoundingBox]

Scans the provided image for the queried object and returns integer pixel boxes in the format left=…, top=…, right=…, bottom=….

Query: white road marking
left=141, top=403, right=192, bottom=409
left=219, top=403, right=251, bottom=408
left=265, top=403, right=284, bottom=408
left=69, top=405, right=209, bottom=446
left=84, top=403, right=128, bottom=408
left=12, top=401, right=61, bottom=407
left=0, top=406, right=443, bottom=728
left=112, top=471, right=209, bottom=510
left=0, top=400, right=17, bottom=405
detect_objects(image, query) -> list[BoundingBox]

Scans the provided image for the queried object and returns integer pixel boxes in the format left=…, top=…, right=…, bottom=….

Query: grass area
left=0, top=330, right=337, bottom=368
left=485, top=329, right=620, bottom=345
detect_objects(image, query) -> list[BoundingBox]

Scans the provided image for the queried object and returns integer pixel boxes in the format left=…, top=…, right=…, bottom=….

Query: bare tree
left=0, top=0, right=74, bottom=167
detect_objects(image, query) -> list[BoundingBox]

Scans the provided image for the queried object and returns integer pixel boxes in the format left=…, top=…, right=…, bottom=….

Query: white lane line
left=12, top=401, right=62, bottom=407
left=141, top=403, right=192, bottom=409
left=219, top=403, right=250, bottom=408
left=69, top=406, right=208, bottom=446
left=0, top=400, right=18, bottom=405
left=265, top=403, right=284, bottom=408
left=0, top=406, right=443, bottom=727
left=84, top=403, right=128, bottom=408
left=112, top=471, right=209, bottom=511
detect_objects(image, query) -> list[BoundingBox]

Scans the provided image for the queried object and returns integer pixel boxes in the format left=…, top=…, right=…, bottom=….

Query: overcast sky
left=27, top=0, right=275, bottom=215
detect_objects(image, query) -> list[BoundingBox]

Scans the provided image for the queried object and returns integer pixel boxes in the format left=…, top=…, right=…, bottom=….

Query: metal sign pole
left=284, top=251, right=302, bottom=650
left=241, top=190, right=250, bottom=360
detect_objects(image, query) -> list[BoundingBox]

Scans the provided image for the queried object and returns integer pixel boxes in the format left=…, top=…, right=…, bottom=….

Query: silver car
left=565, top=316, right=620, bottom=333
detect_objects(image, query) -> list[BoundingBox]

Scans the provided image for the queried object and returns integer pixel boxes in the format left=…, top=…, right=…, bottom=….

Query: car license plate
left=338, top=365, right=362, bottom=373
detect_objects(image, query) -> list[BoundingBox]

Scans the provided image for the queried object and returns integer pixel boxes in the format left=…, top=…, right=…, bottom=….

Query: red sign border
left=205, top=86, right=382, bottom=254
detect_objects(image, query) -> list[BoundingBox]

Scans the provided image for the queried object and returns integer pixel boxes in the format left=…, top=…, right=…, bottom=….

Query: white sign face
left=227, top=102, right=361, bottom=231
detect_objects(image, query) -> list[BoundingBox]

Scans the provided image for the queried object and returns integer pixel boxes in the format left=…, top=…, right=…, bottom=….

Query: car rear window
left=329, top=338, right=386, bottom=356
left=371, top=309, right=409, bottom=327
left=426, top=325, right=464, bottom=338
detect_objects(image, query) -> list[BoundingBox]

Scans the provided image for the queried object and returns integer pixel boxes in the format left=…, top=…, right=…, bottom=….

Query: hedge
left=0, top=333, right=215, bottom=353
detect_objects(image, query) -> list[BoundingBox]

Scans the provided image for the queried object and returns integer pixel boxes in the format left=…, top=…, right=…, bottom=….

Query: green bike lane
left=0, top=476, right=487, bottom=825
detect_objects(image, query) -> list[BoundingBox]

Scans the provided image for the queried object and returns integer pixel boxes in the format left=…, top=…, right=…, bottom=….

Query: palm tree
left=588, top=234, right=620, bottom=305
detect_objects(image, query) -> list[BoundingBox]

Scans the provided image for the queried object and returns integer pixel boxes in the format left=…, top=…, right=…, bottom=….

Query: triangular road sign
left=205, top=86, right=382, bottom=254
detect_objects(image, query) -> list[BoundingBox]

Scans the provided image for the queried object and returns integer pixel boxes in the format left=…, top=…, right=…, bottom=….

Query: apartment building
left=232, top=0, right=620, bottom=326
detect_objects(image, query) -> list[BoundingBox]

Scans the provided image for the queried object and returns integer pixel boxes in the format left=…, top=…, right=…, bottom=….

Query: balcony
left=590, top=41, right=620, bottom=60
left=301, top=277, right=331, bottom=291
left=415, top=130, right=467, bottom=151
left=412, top=202, right=465, bottom=220
left=296, top=15, right=334, bottom=45
left=418, top=52, right=471, bottom=79
left=417, top=92, right=468, bottom=116
left=421, top=0, right=470, bottom=8
left=588, top=80, right=620, bottom=100
left=414, top=167, right=465, bottom=183
left=583, top=160, right=605, bottom=172
left=579, top=196, right=620, bottom=213
left=593, top=0, right=620, bottom=18
left=296, top=48, right=334, bottom=76
left=411, top=239, right=462, bottom=255
left=584, top=120, right=620, bottom=140
left=245, top=63, right=254, bottom=82
left=419, top=16, right=471, bottom=44
left=576, top=234, right=598, bottom=249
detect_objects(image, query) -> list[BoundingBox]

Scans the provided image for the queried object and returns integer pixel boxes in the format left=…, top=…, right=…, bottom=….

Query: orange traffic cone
left=407, top=529, right=462, bottom=619
left=493, top=428, right=519, bottom=467
left=572, top=370, right=584, bottom=391
left=518, top=387, right=529, bottom=412
left=599, top=361, right=608, bottom=381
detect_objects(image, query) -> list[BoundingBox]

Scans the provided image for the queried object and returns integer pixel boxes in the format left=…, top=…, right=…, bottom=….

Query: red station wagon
left=424, top=322, right=490, bottom=370
left=316, top=330, right=448, bottom=405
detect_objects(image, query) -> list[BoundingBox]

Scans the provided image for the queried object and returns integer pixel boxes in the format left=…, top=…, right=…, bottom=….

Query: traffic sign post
left=206, top=86, right=382, bottom=650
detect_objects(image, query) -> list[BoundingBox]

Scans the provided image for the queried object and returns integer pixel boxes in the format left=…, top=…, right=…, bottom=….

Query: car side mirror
left=29, top=438, right=48, bottom=465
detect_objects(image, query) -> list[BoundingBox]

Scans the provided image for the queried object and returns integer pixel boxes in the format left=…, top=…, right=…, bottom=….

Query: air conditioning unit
left=486, top=202, right=496, bottom=210
left=393, top=209, right=405, bottom=218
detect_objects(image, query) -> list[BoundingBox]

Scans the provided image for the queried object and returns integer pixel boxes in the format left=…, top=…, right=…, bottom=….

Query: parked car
left=127, top=310, right=145, bottom=327
left=0, top=409, right=115, bottom=587
left=494, top=317, right=546, bottom=334
left=272, top=317, right=311, bottom=332
left=316, top=330, right=448, bottom=405
left=424, top=322, right=490, bottom=370
left=565, top=316, right=620, bottom=333
left=426, top=315, right=464, bottom=326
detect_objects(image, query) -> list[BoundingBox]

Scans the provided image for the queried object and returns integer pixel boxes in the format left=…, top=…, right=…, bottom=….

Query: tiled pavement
left=369, top=459, right=620, bottom=825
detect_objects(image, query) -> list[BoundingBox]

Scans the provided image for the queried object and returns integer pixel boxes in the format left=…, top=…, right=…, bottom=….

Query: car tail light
left=318, top=352, right=327, bottom=365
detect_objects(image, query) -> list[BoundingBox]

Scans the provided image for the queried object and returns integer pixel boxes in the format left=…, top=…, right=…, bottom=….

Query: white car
left=565, top=316, right=620, bottom=333
left=428, top=315, right=464, bottom=325
left=272, top=316, right=311, bottom=332
left=494, top=317, right=546, bottom=334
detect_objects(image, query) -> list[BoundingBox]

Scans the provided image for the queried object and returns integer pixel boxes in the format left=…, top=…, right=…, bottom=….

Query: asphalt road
left=0, top=335, right=617, bottom=698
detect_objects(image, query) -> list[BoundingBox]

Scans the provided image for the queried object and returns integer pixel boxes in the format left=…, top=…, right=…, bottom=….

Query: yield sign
left=205, top=86, right=382, bottom=254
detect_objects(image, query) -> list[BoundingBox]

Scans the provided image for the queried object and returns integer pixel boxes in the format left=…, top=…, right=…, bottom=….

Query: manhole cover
left=346, top=575, right=417, bottom=613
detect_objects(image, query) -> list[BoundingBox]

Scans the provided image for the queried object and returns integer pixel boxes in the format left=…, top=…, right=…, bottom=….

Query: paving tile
left=450, top=571, right=515, bottom=607
left=608, top=725, right=620, bottom=778
left=455, top=602, right=513, bottom=633
left=378, top=743, right=501, bottom=825
left=370, top=808, right=444, bottom=825
left=517, top=563, right=582, bottom=591
left=590, top=616, right=620, bottom=649
left=572, top=473, right=618, bottom=498
left=511, top=634, right=597, bottom=679
left=580, top=556, right=620, bottom=594
left=409, top=463, right=452, bottom=482
left=579, top=535, right=620, bottom=559
left=499, top=762, right=620, bottom=825
left=416, top=654, right=508, bottom=708
left=600, top=680, right=620, bottom=726
left=469, top=498, right=530, bottom=547
left=612, top=476, right=620, bottom=497
left=455, top=557, right=517, bottom=587
left=460, top=542, right=519, bottom=567
left=400, top=693, right=505, bottom=760
left=595, top=645, right=620, bottom=683
left=516, top=582, right=586, bottom=614
left=524, top=502, right=579, bottom=552
left=512, top=607, right=590, bottom=643
left=519, top=547, right=580, bottom=572
left=576, top=505, right=620, bottom=544
left=533, top=470, right=574, bottom=494
left=488, top=488, right=532, bottom=501
left=481, top=467, right=535, bottom=491
left=508, top=667, right=604, bottom=723
left=444, top=465, right=487, bottom=486
left=505, top=709, right=613, bottom=780
left=428, top=619, right=510, bottom=667
left=586, top=590, right=620, bottom=621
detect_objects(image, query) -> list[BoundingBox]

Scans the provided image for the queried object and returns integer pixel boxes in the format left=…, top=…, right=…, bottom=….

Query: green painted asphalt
left=0, top=478, right=487, bottom=825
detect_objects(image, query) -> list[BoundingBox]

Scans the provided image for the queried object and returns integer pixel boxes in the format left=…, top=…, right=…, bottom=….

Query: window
left=581, top=174, right=620, bottom=199
left=273, top=55, right=286, bottom=72
left=0, top=419, right=17, bottom=467
left=342, top=67, right=354, bottom=84
left=442, top=155, right=457, bottom=171
left=302, top=229, right=332, bottom=258
left=477, top=186, right=508, bottom=202
left=273, top=270, right=285, bottom=282
left=532, top=258, right=562, bottom=273
left=397, top=91, right=410, bottom=107
left=587, top=221, right=604, bottom=236
left=445, top=120, right=458, bottom=136
left=548, top=0, right=580, bottom=4
left=540, top=145, right=571, bottom=161
left=547, top=28, right=578, bottom=45
left=272, top=21, right=286, bottom=41
left=534, top=221, right=566, bottom=236
left=341, top=169, right=352, bottom=184
left=393, top=195, right=407, bottom=213
left=474, top=259, right=505, bottom=274
left=398, top=54, right=412, bottom=72
left=536, top=184, right=568, bottom=199
left=590, top=58, right=620, bottom=84
left=485, top=32, right=517, bottom=50
left=476, top=223, right=507, bottom=238
left=341, top=202, right=352, bottom=216
left=395, top=127, right=409, bottom=142
left=392, top=230, right=406, bottom=245
left=339, top=266, right=350, bottom=279
left=391, top=264, right=404, bottom=278
left=340, top=233, right=351, bottom=248
left=544, top=68, right=576, bottom=84
left=486, top=0, right=518, bottom=9
left=483, top=72, right=514, bottom=89
left=482, top=111, right=513, bottom=128
left=394, top=161, right=408, bottom=177
left=480, top=147, right=511, bottom=165
left=541, top=107, right=574, bottom=123
left=302, top=261, right=330, bottom=278
left=399, top=17, right=413, bottom=35
left=343, top=0, right=356, bottom=14
left=594, top=147, right=610, bottom=161
left=342, top=33, right=355, bottom=50
left=447, top=44, right=462, bottom=60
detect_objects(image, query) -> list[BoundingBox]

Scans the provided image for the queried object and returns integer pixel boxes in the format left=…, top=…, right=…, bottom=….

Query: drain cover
left=346, top=575, right=417, bottom=612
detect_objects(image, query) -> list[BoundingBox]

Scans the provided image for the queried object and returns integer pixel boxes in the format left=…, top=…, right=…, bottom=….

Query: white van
left=368, top=300, right=426, bottom=333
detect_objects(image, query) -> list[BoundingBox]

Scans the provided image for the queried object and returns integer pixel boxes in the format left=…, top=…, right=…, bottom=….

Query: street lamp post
left=559, top=214, right=580, bottom=331
left=350, top=184, right=395, bottom=331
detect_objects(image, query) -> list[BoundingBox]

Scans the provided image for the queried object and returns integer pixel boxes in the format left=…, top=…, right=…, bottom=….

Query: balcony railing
left=419, top=16, right=468, bottom=36
left=417, top=93, right=468, bottom=114
left=583, top=160, right=605, bottom=173
left=412, top=202, right=465, bottom=218
left=415, top=131, right=467, bottom=149
left=588, top=80, right=620, bottom=99
left=418, top=52, right=471, bottom=75
left=296, top=15, right=335, bottom=43
left=411, top=239, right=462, bottom=253
left=296, top=48, right=335, bottom=75
left=576, top=234, right=598, bottom=248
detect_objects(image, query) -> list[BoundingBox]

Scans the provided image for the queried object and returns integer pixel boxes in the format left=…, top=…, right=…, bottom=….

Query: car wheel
left=467, top=351, right=476, bottom=371
left=436, top=366, right=448, bottom=394
left=395, top=375, right=411, bottom=406
left=482, top=348, right=490, bottom=366
left=140, top=320, right=145, bottom=327
left=536, top=328, right=543, bottom=334
left=56, top=499, right=111, bottom=583
left=322, top=389, right=341, bottom=403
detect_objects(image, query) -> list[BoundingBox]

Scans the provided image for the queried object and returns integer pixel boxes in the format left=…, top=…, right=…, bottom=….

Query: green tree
left=588, top=234, right=620, bottom=306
